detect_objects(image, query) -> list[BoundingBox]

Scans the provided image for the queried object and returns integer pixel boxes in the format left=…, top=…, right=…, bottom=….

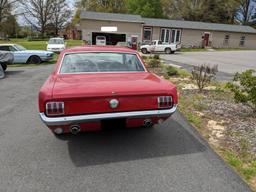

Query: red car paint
left=38, top=46, right=178, bottom=134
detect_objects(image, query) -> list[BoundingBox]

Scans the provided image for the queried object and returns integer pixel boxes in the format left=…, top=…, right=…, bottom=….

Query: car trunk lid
left=52, top=72, right=175, bottom=115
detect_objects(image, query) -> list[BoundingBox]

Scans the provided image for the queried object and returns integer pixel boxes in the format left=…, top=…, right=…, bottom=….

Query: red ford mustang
left=38, top=46, right=178, bottom=135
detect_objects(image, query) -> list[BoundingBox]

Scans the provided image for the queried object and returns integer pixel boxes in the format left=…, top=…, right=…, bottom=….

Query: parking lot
left=161, top=50, right=256, bottom=75
left=0, top=65, right=251, bottom=192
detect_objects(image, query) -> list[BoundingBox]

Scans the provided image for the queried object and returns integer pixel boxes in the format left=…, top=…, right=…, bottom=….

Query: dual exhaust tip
left=69, top=119, right=153, bottom=134
left=144, top=119, right=153, bottom=128
left=70, top=125, right=81, bottom=135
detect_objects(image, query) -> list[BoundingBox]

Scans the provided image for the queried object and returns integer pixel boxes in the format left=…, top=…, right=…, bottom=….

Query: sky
left=17, top=0, right=75, bottom=26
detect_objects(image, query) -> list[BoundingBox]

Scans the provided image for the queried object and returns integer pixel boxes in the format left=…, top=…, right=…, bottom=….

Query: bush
left=141, top=55, right=147, bottom=60
left=226, top=69, right=256, bottom=112
left=192, top=64, right=218, bottom=92
left=148, top=58, right=161, bottom=68
left=166, top=66, right=178, bottom=76
left=153, top=54, right=160, bottom=60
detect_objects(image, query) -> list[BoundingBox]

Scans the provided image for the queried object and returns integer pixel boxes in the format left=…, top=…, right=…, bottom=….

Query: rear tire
left=165, top=48, right=172, bottom=54
left=27, top=56, right=42, bottom=64
left=141, top=48, right=148, bottom=54
left=1, top=63, right=7, bottom=71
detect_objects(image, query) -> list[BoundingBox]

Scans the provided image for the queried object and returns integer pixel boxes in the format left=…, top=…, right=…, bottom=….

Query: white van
left=96, top=36, right=106, bottom=46
left=47, top=37, right=66, bottom=53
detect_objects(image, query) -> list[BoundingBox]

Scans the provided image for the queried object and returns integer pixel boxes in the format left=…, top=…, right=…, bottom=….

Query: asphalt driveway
left=0, top=66, right=252, bottom=192
left=161, top=50, right=256, bottom=80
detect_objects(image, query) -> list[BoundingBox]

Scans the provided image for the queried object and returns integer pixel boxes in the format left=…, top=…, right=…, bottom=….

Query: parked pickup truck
left=140, top=40, right=180, bottom=54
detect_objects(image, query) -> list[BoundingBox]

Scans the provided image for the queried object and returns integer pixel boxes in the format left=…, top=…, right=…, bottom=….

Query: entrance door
left=204, top=33, right=210, bottom=47
left=131, top=36, right=138, bottom=50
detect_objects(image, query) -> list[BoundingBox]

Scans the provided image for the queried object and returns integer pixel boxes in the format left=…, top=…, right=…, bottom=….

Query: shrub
left=192, top=64, right=218, bottom=92
left=166, top=66, right=178, bottom=76
left=141, top=55, right=147, bottom=60
left=226, top=69, right=256, bottom=112
left=148, top=58, right=161, bottom=68
left=153, top=54, right=160, bottom=60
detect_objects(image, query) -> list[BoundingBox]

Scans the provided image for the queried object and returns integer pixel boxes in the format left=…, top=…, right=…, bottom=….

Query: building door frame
left=203, top=32, right=211, bottom=47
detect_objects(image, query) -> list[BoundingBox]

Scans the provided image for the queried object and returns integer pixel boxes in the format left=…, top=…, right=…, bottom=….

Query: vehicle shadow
left=67, top=112, right=207, bottom=167
left=5, top=70, right=25, bottom=77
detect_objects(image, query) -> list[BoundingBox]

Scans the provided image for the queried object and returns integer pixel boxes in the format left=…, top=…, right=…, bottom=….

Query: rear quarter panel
left=38, top=74, right=56, bottom=113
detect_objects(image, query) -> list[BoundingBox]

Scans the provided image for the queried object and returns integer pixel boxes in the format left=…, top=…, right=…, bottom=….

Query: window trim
left=171, top=29, right=182, bottom=43
left=160, top=28, right=171, bottom=43
left=223, top=34, right=230, bottom=46
left=239, top=35, right=246, bottom=47
left=57, top=51, right=147, bottom=74
left=142, top=26, right=153, bottom=42
left=160, top=28, right=182, bottom=43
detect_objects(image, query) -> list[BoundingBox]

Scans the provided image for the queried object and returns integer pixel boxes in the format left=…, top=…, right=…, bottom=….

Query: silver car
left=0, top=44, right=54, bottom=64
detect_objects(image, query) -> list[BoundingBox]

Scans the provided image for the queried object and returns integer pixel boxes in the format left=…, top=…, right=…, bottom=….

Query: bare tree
left=237, top=0, right=256, bottom=24
left=0, top=0, right=18, bottom=23
left=22, top=0, right=55, bottom=37
left=52, top=0, right=71, bottom=36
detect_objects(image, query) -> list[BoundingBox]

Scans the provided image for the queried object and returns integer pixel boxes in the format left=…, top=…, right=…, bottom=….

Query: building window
left=160, top=28, right=181, bottom=43
left=224, top=34, right=230, bottom=45
left=171, top=29, right=181, bottom=43
left=176, top=30, right=181, bottom=42
left=239, top=36, right=246, bottom=47
left=160, top=28, right=171, bottom=43
left=143, top=27, right=152, bottom=41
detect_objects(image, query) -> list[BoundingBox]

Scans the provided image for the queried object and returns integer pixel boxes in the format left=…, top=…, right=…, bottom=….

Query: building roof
left=80, top=11, right=143, bottom=23
left=144, top=18, right=256, bottom=34
left=80, top=11, right=256, bottom=34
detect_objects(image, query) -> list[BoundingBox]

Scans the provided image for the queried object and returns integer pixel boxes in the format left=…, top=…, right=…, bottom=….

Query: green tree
left=126, top=0, right=164, bottom=18
left=1, top=14, right=19, bottom=37
left=162, top=0, right=240, bottom=24
left=79, top=0, right=126, bottom=13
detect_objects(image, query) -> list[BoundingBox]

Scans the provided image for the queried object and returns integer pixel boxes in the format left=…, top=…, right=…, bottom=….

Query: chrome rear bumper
left=39, top=105, right=177, bottom=126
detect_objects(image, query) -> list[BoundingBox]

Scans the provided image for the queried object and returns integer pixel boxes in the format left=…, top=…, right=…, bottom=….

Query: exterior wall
left=80, top=19, right=256, bottom=48
left=80, top=19, right=142, bottom=44
left=152, top=27, right=256, bottom=48
left=212, top=31, right=256, bottom=49
left=151, top=26, right=161, bottom=40
left=181, top=29, right=208, bottom=48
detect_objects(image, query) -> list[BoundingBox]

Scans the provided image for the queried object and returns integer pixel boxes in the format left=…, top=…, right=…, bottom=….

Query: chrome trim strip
left=39, top=105, right=177, bottom=126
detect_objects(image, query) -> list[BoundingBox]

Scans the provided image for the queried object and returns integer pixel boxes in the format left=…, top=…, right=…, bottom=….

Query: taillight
left=45, top=102, right=64, bottom=116
left=158, top=96, right=173, bottom=108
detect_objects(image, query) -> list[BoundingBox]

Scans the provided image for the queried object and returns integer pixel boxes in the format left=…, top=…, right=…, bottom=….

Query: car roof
left=49, top=37, right=63, bottom=40
left=63, top=46, right=137, bottom=54
left=0, top=44, right=15, bottom=46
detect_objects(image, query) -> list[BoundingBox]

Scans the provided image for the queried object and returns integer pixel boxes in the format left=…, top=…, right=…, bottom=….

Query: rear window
left=96, top=36, right=106, bottom=40
left=60, top=52, right=145, bottom=73
left=48, top=38, right=64, bottom=44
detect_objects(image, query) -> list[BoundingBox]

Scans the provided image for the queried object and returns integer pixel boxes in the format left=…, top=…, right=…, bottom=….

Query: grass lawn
left=180, top=47, right=256, bottom=52
left=0, top=38, right=84, bottom=66
left=0, top=38, right=84, bottom=50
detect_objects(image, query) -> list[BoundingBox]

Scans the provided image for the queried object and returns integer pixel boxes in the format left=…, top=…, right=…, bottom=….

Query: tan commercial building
left=79, top=11, right=256, bottom=49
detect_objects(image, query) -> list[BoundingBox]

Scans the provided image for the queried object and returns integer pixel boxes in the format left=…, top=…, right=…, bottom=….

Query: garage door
left=92, top=33, right=126, bottom=45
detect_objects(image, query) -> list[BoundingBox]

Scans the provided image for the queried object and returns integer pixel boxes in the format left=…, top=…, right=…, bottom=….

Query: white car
left=140, top=40, right=180, bottom=54
left=96, top=36, right=106, bottom=46
left=47, top=38, right=66, bottom=53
